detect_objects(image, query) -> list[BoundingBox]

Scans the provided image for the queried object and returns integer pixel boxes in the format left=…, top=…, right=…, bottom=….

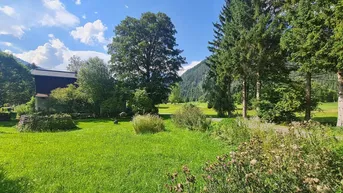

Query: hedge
left=0, top=113, right=10, bottom=121
left=17, top=114, right=77, bottom=132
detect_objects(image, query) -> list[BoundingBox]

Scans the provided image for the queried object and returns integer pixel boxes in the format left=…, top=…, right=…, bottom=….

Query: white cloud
left=48, top=33, right=54, bottom=38
left=0, top=5, right=15, bottom=17
left=125, top=5, right=129, bottom=8
left=75, top=0, right=81, bottom=5
left=178, top=61, right=201, bottom=75
left=82, top=14, right=86, bottom=19
left=4, top=50, right=13, bottom=54
left=15, top=36, right=110, bottom=70
left=70, top=20, right=108, bottom=45
left=0, top=42, right=13, bottom=47
left=40, top=0, right=79, bottom=27
left=0, top=0, right=79, bottom=38
left=0, top=25, right=27, bottom=38
left=94, top=11, right=98, bottom=14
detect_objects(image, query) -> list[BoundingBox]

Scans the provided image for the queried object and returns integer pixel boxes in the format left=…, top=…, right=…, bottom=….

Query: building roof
left=31, top=69, right=77, bottom=79
left=35, top=93, right=49, bottom=98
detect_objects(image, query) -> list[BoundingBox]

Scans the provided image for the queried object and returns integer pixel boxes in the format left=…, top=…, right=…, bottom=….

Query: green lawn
left=0, top=102, right=340, bottom=192
left=158, top=102, right=338, bottom=124
left=0, top=119, right=228, bottom=193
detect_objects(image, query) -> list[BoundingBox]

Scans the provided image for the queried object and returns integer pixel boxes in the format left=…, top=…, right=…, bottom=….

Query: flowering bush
left=167, top=123, right=343, bottom=192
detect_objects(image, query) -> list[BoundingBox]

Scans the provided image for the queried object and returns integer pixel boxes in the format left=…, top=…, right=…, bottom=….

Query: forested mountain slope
left=180, top=60, right=209, bottom=101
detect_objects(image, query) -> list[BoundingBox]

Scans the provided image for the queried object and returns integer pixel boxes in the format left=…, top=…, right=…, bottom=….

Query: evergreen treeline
left=202, top=0, right=343, bottom=125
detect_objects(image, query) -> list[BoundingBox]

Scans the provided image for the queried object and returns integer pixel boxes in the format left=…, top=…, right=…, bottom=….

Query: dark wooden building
left=31, top=69, right=77, bottom=110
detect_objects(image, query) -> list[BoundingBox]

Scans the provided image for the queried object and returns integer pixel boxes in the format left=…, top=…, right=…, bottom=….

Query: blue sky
left=0, top=0, right=223, bottom=72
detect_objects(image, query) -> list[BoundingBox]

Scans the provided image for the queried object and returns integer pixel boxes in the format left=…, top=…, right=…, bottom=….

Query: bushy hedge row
left=17, top=114, right=77, bottom=132
left=167, top=120, right=343, bottom=192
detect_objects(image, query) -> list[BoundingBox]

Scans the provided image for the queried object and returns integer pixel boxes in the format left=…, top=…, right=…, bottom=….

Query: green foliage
left=14, top=97, right=35, bottom=117
left=108, top=12, right=186, bottom=105
left=17, top=114, right=76, bottom=132
left=255, top=82, right=318, bottom=123
left=203, top=73, right=235, bottom=117
left=132, top=114, right=165, bottom=134
left=77, top=57, right=126, bottom=116
left=211, top=118, right=250, bottom=146
left=168, top=122, right=343, bottom=192
left=67, top=55, right=84, bottom=73
left=130, top=89, right=155, bottom=115
left=49, top=84, right=92, bottom=114
left=169, top=84, right=183, bottom=104
left=0, top=52, right=34, bottom=106
left=172, top=104, right=210, bottom=131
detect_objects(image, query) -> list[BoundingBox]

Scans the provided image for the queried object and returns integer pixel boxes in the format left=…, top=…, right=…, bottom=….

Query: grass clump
left=17, top=114, right=76, bottom=132
left=172, top=104, right=210, bottom=131
left=132, top=114, right=165, bottom=134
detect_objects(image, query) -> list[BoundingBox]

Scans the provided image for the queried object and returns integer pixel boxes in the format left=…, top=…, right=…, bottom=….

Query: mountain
left=180, top=60, right=209, bottom=101
left=15, top=56, right=30, bottom=66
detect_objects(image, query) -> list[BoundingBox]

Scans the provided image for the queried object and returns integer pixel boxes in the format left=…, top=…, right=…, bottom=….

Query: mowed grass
left=159, top=102, right=339, bottom=124
left=0, top=119, right=228, bottom=193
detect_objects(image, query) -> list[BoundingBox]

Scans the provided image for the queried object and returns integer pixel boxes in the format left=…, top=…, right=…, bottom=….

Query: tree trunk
left=256, top=72, right=261, bottom=112
left=337, top=70, right=343, bottom=127
left=227, top=80, right=232, bottom=117
left=242, top=78, right=247, bottom=118
left=305, top=72, right=311, bottom=121
left=256, top=72, right=261, bottom=101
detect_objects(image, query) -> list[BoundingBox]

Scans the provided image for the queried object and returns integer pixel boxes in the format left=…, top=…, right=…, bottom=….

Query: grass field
left=158, top=102, right=339, bottom=124
left=0, top=102, right=340, bottom=192
left=0, top=119, right=228, bottom=193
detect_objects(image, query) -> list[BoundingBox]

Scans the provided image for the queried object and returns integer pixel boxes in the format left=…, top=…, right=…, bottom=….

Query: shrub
left=49, top=84, right=92, bottom=114
left=167, top=124, right=343, bottom=192
left=172, top=104, right=210, bottom=131
left=17, top=114, right=77, bottom=132
left=132, top=114, right=165, bottom=134
left=14, top=97, right=35, bottom=118
left=130, top=89, right=155, bottom=115
left=255, top=82, right=318, bottom=123
left=211, top=118, right=250, bottom=146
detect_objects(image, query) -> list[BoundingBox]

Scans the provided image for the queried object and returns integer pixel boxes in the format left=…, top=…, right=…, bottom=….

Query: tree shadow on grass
left=0, top=121, right=17, bottom=128
left=312, top=117, right=337, bottom=126
left=0, top=168, right=31, bottom=193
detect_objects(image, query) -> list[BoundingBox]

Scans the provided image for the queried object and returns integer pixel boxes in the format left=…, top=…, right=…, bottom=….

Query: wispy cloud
left=125, top=5, right=129, bottom=8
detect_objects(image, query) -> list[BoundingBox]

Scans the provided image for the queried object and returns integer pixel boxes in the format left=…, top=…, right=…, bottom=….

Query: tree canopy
left=0, top=52, right=34, bottom=106
left=108, top=12, right=186, bottom=105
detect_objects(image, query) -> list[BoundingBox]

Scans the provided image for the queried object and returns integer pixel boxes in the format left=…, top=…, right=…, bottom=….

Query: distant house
left=31, top=69, right=77, bottom=110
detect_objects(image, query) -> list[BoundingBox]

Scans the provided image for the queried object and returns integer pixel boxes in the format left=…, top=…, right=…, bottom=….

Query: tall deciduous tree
left=67, top=55, right=84, bottom=73
left=77, top=57, right=114, bottom=114
left=108, top=12, right=186, bottom=105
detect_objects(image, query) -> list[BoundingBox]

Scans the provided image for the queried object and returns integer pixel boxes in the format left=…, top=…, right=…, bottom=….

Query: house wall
left=34, top=76, right=77, bottom=95
left=35, top=97, right=48, bottom=111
